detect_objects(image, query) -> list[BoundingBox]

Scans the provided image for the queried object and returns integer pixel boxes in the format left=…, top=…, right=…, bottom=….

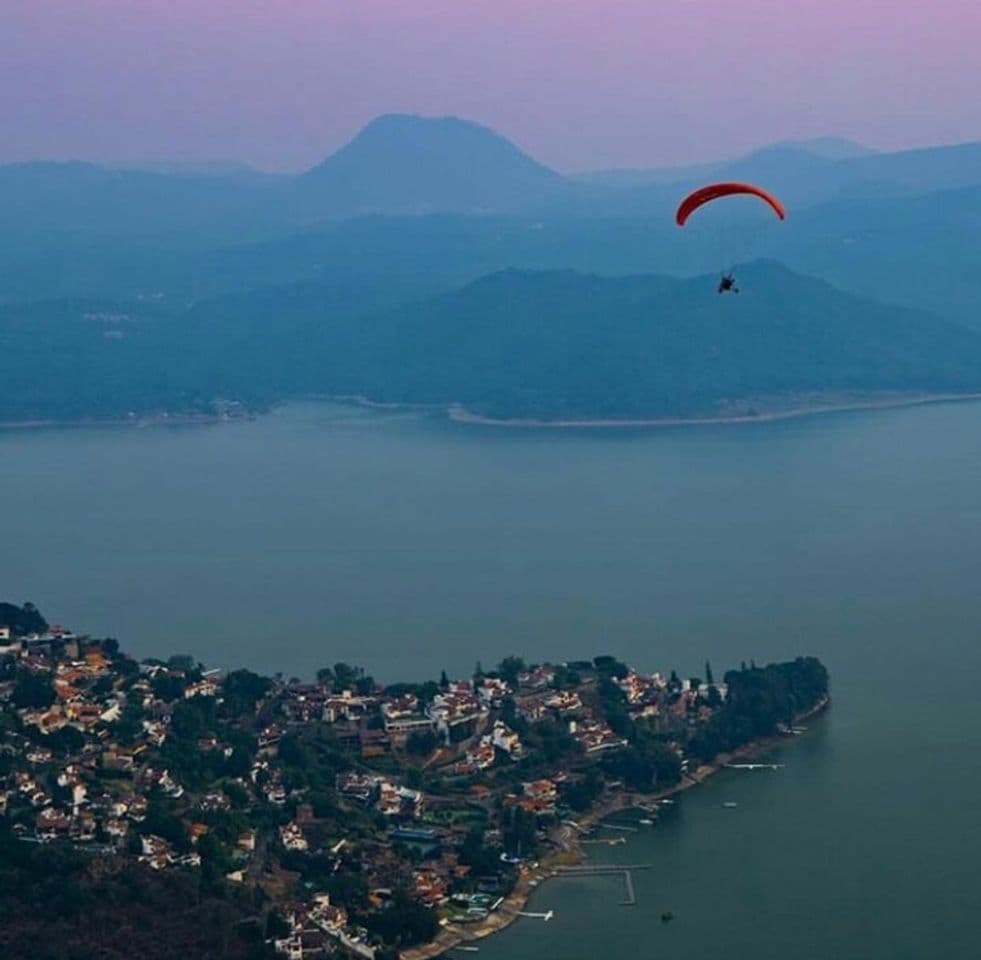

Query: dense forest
left=3, top=263, right=981, bottom=423
left=0, top=823, right=272, bottom=960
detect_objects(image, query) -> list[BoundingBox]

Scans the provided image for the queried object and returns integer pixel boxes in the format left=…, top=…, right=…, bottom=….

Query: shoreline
left=446, top=393, right=981, bottom=429
left=4, top=392, right=981, bottom=435
left=402, top=695, right=830, bottom=960
left=0, top=412, right=255, bottom=432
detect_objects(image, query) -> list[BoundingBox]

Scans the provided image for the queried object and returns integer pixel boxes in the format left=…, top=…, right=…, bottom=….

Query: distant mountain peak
left=355, top=113, right=502, bottom=137
left=298, top=114, right=560, bottom=216
left=304, top=113, right=558, bottom=179
left=773, top=136, right=877, bottom=161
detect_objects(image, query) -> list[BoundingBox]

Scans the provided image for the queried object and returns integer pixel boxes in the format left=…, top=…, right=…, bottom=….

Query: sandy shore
left=6, top=392, right=980, bottom=434
left=447, top=394, right=981, bottom=429
left=401, top=696, right=830, bottom=960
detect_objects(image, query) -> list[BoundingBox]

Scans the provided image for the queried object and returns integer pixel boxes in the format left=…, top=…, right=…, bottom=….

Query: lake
left=4, top=400, right=981, bottom=958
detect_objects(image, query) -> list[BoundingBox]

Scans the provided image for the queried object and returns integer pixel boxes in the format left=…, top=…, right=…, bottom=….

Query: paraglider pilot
left=717, top=272, right=738, bottom=294
left=675, top=183, right=786, bottom=296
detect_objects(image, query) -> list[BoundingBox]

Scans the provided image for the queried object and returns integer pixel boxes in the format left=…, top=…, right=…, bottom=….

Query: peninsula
left=0, top=601, right=828, bottom=960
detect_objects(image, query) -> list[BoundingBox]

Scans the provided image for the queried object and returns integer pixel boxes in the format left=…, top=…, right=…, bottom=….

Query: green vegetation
left=689, top=656, right=830, bottom=761
left=0, top=822, right=269, bottom=960
left=12, top=671, right=55, bottom=710
left=0, top=602, right=48, bottom=636
left=365, top=890, right=439, bottom=953
left=5, top=263, right=981, bottom=424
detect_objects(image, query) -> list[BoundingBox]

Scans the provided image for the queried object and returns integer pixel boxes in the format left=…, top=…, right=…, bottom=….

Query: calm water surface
left=3, top=401, right=981, bottom=958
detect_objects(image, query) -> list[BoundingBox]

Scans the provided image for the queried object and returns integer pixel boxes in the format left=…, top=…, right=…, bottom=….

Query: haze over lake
left=5, top=402, right=981, bottom=956
left=3, top=400, right=981, bottom=679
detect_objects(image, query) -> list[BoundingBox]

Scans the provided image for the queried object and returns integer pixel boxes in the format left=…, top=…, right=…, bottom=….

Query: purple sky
left=3, top=0, right=980, bottom=172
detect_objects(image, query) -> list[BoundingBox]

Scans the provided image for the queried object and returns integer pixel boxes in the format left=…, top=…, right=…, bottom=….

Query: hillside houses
left=428, top=683, right=486, bottom=738
left=0, top=604, right=788, bottom=960
left=380, top=694, right=433, bottom=739
left=280, top=821, right=309, bottom=852
left=335, top=771, right=424, bottom=819
left=570, top=717, right=629, bottom=753
left=516, top=664, right=555, bottom=690
left=515, top=687, right=582, bottom=722
left=282, top=685, right=375, bottom=725
left=274, top=895, right=351, bottom=960
left=502, top=778, right=559, bottom=818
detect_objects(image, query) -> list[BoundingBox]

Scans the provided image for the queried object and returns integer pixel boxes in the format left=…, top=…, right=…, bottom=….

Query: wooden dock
left=555, top=863, right=650, bottom=906
left=621, top=869, right=636, bottom=906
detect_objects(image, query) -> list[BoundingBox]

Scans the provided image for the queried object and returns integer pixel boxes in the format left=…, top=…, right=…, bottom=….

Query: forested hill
left=0, top=603, right=48, bottom=637
left=3, top=263, right=981, bottom=424
left=330, top=262, right=981, bottom=419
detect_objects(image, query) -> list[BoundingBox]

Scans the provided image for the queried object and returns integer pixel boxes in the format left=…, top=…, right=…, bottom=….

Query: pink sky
left=2, top=0, right=980, bottom=172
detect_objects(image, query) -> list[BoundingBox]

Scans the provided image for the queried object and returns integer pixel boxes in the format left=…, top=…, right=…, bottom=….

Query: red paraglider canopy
left=675, top=182, right=786, bottom=226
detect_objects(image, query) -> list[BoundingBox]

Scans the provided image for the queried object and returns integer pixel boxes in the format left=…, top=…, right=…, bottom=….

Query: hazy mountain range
left=2, top=114, right=980, bottom=422
left=4, top=262, right=981, bottom=423
left=4, top=114, right=981, bottom=238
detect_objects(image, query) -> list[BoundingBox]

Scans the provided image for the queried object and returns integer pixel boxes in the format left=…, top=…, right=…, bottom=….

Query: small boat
left=722, top=801, right=738, bottom=809
left=638, top=818, right=654, bottom=826
left=658, top=798, right=675, bottom=806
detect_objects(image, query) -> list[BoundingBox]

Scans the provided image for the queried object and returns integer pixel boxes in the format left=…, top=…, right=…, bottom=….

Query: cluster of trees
left=11, top=671, right=55, bottom=710
left=158, top=696, right=256, bottom=789
left=274, top=727, right=356, bottom=797
left=561, top=769, right=603, bottom=812
left=363, top=889, right=439, bottom=952
left=222, top=669, right=272, bottom=718
left=591, top=658, right=684, bottom=791
left=600, top=739, right=682, bottom=793
left=406, top=728, right=439, bottom=757
left=0, top=602, right=48, bottom=637
left=500, top=803, right=539, bottom=859
left=0, top=821, right=271, bottom=960
left=689, top=657, right=829, bottom=762
left=458, top=824, right=503, bottom=875
left=315, top=663, right=375, bottom=696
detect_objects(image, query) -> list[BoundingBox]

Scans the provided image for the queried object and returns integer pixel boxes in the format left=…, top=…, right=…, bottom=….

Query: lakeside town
left=0, top=601, right=829, bottom=960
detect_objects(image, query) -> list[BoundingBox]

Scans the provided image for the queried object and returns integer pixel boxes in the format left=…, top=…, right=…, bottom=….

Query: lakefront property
left=0, top=601, right=828, bottom=960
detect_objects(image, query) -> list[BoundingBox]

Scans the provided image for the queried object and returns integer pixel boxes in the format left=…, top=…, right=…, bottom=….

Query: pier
left=555, top=863, right=651, bottom=907
left=621, top=869, right=636, bottom=906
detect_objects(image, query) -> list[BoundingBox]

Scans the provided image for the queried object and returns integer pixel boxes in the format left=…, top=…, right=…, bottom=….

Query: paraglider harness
left=717, top=272, right=739, bottom=294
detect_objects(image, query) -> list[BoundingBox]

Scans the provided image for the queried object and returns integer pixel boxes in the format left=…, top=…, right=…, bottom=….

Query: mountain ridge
left=5, top=117, right=980, bottom=237
left=5, top=261, right=981, bottom=424
left=329, top=261, right=981, bottom=419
